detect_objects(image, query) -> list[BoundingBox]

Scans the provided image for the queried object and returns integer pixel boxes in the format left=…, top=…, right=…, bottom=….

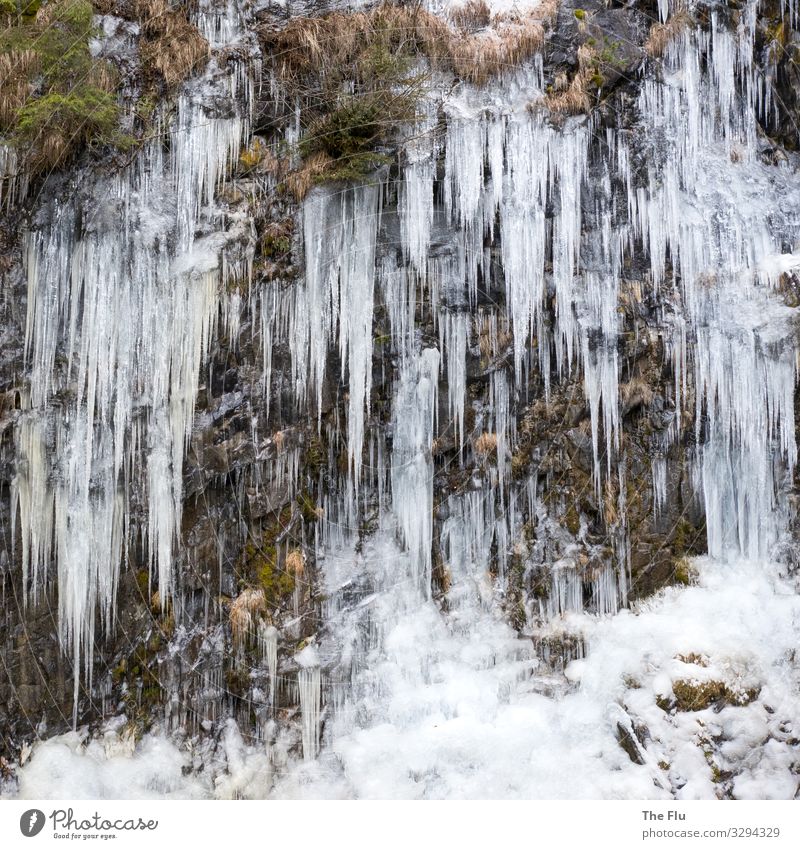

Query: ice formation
left=11, top=0, right=255, bottom=721
left=8, top=0, right=800, bottom=801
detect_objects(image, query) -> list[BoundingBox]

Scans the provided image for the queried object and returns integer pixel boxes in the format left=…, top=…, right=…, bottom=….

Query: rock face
left=1, top=0, right=799, bottom=798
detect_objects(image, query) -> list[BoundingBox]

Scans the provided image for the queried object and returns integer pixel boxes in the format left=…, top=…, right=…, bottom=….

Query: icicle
left=258, top=622, right=279, bottom=709
left=391, top=348, right=440, bottom=596
left=14, top=0, right=254, bottom=719
left=299, top=184, right=381, bottom=489
left=439, top=311, right=469, bottom=455
left=296, top=645, right=321, bottom=761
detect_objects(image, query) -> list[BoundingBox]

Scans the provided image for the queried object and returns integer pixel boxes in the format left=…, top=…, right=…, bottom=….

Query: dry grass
left=136, top=0, right=209, bottom=88
left=620, top=376, right=654, bottom=416
left=284, top=150, right=333, bottom=201
left=263, top=1, right=559, bottom=88
left=449, top=0, right=491, bottom=32
left=262, top=5, right=454, bottom=83
left=0, top=50, right=40, bottom=129
left=230, top=587, right=267, bottom=648
left=262, top=2, right=561, bottom=188
left=239, top=137, right=280, bottom=174
left=540, top=42, right=596, bottom=115
left=477, top=319, right=513, bottom=359
left=644, top=10, right=693, bottom=58
left=474, top=432, right=498, bottom=457
left=450, top=5, right=555, bottom=84
left=286, top=548, right=305, bottom=579
left=150, top=589, right=173, bottom=614
left=603, top=479, right=618, bottom=526
left=676, top=652, right=710, bottom=667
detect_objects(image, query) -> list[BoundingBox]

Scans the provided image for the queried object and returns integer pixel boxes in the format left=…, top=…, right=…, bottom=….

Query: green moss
left=510, top=600, right=527, bottom=631
left=597, top=37, right=624, bottom=68
left=257, top=559, right=295, bottom=601
left=673, top=556, right=696, bottom=586
left=135, top=94, right=157, bottom=126
left=297, top=491, right=321, bottom=524
left=565, top=503, right=581, bottom=535
left=316, top=152, right=393, bottom=185
left=0, top=0, right=129, bottom=173
left=573, top=9, right=586, bottom=20
left=357, top=41, right=412, bottom=82
left=304, top=437, right=325, bottom=472
left=15, top=87, right=120, bottom=143
left=261, top=231, right=291, bottom=259
left=111, top=659, right=127, bottom=685
left=672, top=516, right=704, bottom=558
left=135, top=569, right=150, bottom=598
left=281, top=10, right=421, bottom=191
left=147, top=630, right=163, bottom=653
left=299, top=92, right=409, bottom=176
left=140, top=686, right=161, bottom=706
left=532, top=579, right=549, bottom=600
left=238, top=506, right=298, bottom=606
left=671, top=679, right=759, bottom=712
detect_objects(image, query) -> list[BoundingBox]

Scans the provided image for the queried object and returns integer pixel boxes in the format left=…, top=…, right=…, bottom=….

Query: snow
left=17, top=555, right=796, bottom=800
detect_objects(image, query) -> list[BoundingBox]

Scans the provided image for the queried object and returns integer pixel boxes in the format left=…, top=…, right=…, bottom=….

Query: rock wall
left=1, top=0, right=799, bottom=796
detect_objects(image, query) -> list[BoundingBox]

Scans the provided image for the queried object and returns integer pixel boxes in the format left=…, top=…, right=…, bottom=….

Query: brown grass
left=262, top=5, right=454, bottom=84
left=474, top=432, right=498, bottom=457
left=0, top=50, right=40, bottom=129
left=603, top=480, right=618, bottom=526
left=286, top=548, right=305, bottom=579
left=284, top=150, right=333, bottom=202
left=135, top=0, right=209, bottom=88
left=449, top=0, right=491, bottom=32
left=540, top=42, right=595, bottom=115
left=644, top=10, right=693, bottom=58
left=450, top=2, right=559, bottom=84
left=239, top=137, right=280, bottom=175
left=621, top=376, right=654, bottom=411
left=263, top=1, right=559, bottom=88
left=230, top=587, right=267, bottom=648
left=150, top=589, right=173, bottom=614
left=477, top=316, right=513, bottom=359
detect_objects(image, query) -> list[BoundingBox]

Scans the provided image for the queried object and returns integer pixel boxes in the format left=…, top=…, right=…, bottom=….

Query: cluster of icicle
left=12, top=0, right=800, bottom=757
left=12, top=0, right=257, bottom=722
left=258, top=0, right=798, bottom=641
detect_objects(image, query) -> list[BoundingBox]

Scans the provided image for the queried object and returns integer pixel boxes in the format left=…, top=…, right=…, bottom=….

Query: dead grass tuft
left=230, top=587, right=267, bottom=648
left=135, top=0, right=209, bottom=88
left=449, top=0, right=491, bottom=33
left=644, top=10, right=693, bottom=58
left=474, top=432, right=498, bottom=457
left=263, top=1, right=559, bottom=90
left=285, top=548, right=305, bottom=579
left=284, top=150, right=333, bottom=201
left=540, top=41, right=596, bottom=115
left=0, top=50, right=40, bottom=129
left=262, top=1, right=560, bottom=186
left=621, top=376, right=654, bottom=412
